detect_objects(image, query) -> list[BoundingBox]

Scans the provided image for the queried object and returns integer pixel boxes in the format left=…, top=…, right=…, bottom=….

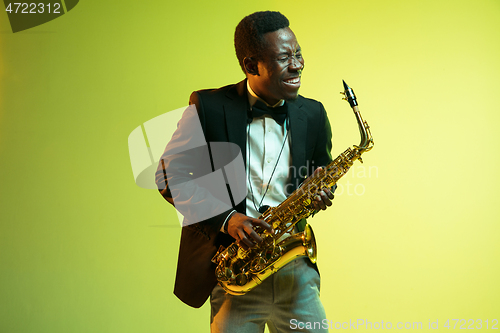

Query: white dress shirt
left=221, top=83, right=293, bottom=235
left=245, top=82, right=291, bottom=219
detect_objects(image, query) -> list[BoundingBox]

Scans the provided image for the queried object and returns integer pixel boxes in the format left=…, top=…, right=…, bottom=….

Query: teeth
left=285, top=77, right=300, bottom=84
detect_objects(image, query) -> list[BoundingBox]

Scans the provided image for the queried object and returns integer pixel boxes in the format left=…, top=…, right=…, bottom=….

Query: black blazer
left=156, top=79, right=332, bottom=308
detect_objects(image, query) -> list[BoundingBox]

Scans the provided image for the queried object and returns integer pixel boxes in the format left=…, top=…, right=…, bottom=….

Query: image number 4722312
left=3, top=1, right=79, bottom=33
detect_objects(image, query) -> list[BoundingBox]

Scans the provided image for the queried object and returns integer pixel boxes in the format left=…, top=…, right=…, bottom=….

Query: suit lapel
left=288, top=98, right=308, bottom=183
left=288, top=99, right=309, bottom=233
left=223, top=80, right=249, bottom=162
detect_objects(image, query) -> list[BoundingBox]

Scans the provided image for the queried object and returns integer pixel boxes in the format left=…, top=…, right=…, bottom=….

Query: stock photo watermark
left=290, top=318, right=499, bottom=330
left=3, top=1, right=79, bottom=33
left=128, top=105, right=378, bottom=227
left=334, top=164, right=378, bottom=197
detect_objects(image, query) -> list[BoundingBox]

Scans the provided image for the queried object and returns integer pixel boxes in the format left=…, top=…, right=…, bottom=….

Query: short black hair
left=234, top=11, right=290, bottom=73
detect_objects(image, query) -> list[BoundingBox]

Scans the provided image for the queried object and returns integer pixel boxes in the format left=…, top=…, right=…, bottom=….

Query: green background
left=1, top=0, right=499, bottom=332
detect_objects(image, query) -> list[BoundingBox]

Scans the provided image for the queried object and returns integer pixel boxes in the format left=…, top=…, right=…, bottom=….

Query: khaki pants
left=210, top=258, right=328, bottom=333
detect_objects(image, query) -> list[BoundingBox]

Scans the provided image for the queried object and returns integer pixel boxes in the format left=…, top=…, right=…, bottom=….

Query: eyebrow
left=276, top=47, right=302, bottom=56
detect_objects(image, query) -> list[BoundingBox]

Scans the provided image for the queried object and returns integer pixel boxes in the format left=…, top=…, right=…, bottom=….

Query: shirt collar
left=247, top=81, right=284, bottom=108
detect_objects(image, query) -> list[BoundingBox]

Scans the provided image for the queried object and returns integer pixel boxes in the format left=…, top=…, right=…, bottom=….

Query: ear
left=243, top=57, right=259, bottom=76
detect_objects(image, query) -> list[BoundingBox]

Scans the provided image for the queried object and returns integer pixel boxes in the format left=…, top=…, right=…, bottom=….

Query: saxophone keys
left=223, top=267, right=233, bottom=280
left=262, top=233, right=276, bottom=245
left=251, top=257, right=267, bottom=272
left=215, top=265, right=232, bottom=281
left=235, top=273, right=248, bottom=286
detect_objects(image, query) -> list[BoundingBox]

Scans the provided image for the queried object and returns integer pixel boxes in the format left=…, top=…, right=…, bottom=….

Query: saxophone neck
left=352, top=105, right=373, bottom=152
left=342, top=80, right=374, bottom=153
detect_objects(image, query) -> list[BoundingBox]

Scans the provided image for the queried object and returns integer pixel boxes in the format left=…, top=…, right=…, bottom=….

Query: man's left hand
left=310, top=167, right=335, bottom=211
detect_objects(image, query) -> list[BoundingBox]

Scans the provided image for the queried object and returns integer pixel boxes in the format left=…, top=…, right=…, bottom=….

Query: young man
left=156, top=11, right=334, bottom=333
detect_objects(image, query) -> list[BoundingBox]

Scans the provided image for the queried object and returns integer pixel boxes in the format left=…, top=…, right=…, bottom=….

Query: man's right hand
left=226, top=212, right=273, bottom=250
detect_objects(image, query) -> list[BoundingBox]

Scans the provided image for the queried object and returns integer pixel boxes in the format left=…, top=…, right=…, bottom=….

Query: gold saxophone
left=211, top=81, right=374, bottom=295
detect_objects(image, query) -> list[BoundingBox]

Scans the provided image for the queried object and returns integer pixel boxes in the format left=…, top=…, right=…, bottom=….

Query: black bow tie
left=248, top=100, right=288, bottom=125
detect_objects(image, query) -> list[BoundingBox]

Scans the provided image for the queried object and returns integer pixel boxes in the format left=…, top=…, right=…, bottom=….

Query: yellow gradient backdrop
left=1, top=1, right=499, bottom=332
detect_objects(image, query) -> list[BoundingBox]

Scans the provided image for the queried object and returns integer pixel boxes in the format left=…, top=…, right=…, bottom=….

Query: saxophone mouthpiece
left=342, top=80, right=349, bottom=91
left=342, top=80, right=358, bottom=108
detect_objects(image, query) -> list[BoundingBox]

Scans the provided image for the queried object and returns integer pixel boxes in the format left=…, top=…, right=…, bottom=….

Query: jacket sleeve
left=154, top=92, right=236, bottom=234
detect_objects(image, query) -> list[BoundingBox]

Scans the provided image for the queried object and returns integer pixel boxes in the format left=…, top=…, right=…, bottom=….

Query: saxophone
left=211, top=81, right=374, bottom=295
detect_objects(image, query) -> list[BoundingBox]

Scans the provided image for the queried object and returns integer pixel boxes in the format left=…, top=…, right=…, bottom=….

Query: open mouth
left=283, top=76, right=301, bottom=88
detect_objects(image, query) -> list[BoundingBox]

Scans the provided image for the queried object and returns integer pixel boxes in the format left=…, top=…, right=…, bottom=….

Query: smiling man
left=244, top=26, right=303, bottom=105
left=156, top=11, right=334, bottom=333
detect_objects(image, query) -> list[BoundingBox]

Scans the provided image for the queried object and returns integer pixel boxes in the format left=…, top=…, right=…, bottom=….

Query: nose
left=289, top=54, right=304, bottom=71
